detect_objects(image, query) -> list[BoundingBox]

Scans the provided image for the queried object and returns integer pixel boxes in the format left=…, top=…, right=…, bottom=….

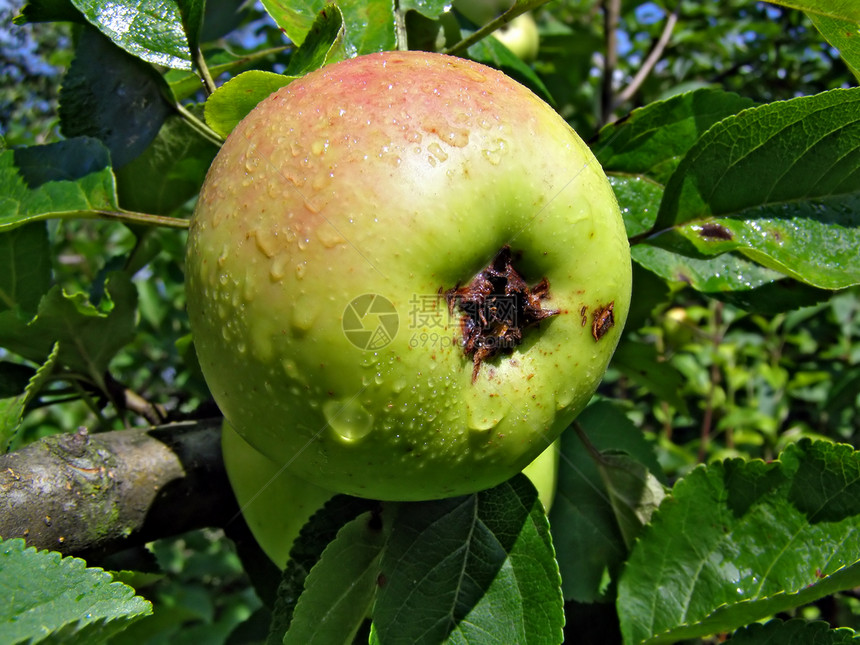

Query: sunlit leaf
left=618, top=439, right=860, bottom=644
left=649, top=88, right=860, bottom=290
left=0, top=538, right=151, bottom=643
left=373, top=475, right=563, bottom=644
left=70, top=0, right=192, bottom=69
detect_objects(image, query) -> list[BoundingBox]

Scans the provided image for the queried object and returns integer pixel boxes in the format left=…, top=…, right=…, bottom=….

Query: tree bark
left=0, top=419, right=237, bottom=560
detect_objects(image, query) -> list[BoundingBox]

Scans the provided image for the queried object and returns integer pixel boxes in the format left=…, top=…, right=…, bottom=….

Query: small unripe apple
left=222, top=420, right=334, bottom=567
left=493, top=14, right=540, bottom=62
left=187, top=51, right=631, bottom=501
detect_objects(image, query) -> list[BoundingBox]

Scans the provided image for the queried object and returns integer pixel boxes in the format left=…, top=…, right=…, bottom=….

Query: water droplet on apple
left=311, top=139, right=327, bottom=156
left=244, top=154, right=259, bottom=173
left=281, top=358, right=300, bottom=380
left=295, top=262, right=306, bottom=279
left=428, top=142, right=448, bottom=163
left=374, top=372, right=384, bottom=385
left=393, top=377, right=407, bottom=393
left=316, top=225, right=344, bottom=248
left=460, top=66, right=487, bottom=84
left=253, top=227, right=278, bottom=258
left=270, top=255, right=288, bottom=281
left=555, top=387, right=575, bottom=409
left=466, top=397, right=509, bottom=431
left=482, top=138, right=509, bottom=166
left=324, top=399, right=373, bottom=442
left=444, top=129, right=469, bottom=147
left=291, top=299, right=317, bottom=332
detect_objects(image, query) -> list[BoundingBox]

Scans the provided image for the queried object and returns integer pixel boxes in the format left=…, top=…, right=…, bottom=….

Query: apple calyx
left=444, top=245, right=560, bottom=383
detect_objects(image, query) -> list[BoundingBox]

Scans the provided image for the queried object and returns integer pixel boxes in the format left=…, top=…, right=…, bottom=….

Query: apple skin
left=186, top=51, right=631, bottom=501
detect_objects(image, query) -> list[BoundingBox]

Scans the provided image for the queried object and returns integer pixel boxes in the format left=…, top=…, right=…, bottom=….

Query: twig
left=601, top=0, right=621, bottom=126
left=0, top=420, right=234, bottom=559
left=616, top=8, right=678, bottom=106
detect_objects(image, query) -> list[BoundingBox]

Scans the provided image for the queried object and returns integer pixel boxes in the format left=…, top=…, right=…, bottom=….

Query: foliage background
left=1, top=0, right=858, bottom=643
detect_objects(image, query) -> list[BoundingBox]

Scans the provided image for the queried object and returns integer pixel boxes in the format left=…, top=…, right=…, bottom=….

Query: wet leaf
left=70, top=0, right=192, bottom=69
left=594, top=88, right=755, bottom=184
left=618, top=439, right=860, bottom=644
left=649, top=88, right=860, bottom=289
left=0, top=138, right=118, bottom=233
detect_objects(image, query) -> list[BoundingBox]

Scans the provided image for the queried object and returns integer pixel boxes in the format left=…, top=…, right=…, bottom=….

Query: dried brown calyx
left=444, top=245, right=560, bottom=383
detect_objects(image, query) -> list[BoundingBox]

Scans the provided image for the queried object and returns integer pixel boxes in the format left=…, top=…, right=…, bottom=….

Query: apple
left=452, top=0, right=540, bottom=61
left=493, top=14, right=540, bottom=62
left=186, top=50, right=631, bottom=501
left=222, top=420, right=334, bottom=567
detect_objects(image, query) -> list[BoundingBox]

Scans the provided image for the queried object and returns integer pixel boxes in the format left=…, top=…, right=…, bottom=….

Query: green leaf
left=617, top=439, right=860, bottom=645
left=268, top=496, right=378, bottom=644
left=0, top=223, right=51, bottom=315
left=283, top=511, right=386, bottom=645
left=0, top=344, right=58, bottom=453
left=766, top=0, right=860, bottom=23
left=204, top=71, right=297, bottom=138
left=0, top=538, right=151, bottom=644
left=632, top=242, right=837, bottom=314
left=649, top=88, right=860, bottom=289
left=177, top=0, right=205, bottom=54
left=372, top=475, right=563, bottom=644
left=611, top=339, right=690, bottom=415
left=653, top=192, right=860, bottom=290
left=608, top=174, right=663, bottom=238
left=284, top=4, right=347, bottom=76
left=116, top=112, right=219, bottom=214
left=0, top=138, right=119, bottom=233
left=598, top=453, right=666, bottom=551
left=59, top=28, right=172, bottom=168
left=400, top=0, right=450, bottom=19
left=807, top=13, right=860, bottom=82
left=0, top=272, right=138, bottom=380
left=551, top=400, right=663, bottom=603
left=258, top=0, right=394, bottom=55
left=593, top=88, right=756, bottom=184
left=70, top=0, right=192, bottom=69
left=728, top=618, right=860, bottom=643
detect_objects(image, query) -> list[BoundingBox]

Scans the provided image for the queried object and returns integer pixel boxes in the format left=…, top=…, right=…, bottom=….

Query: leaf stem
left=394, top=2, right=409, bottom=51
left=173, top=101, right=224, bottom=146
left=195, top=47, right=218, bottom=96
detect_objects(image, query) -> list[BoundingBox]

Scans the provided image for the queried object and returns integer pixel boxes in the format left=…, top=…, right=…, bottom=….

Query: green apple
left=493, top=14, right=540, bottom=62
left=452, top=0, right=540, bottom=61
left=222, top=420, right=334, bottom=567
left=187, top=50, right=631, bottom=501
